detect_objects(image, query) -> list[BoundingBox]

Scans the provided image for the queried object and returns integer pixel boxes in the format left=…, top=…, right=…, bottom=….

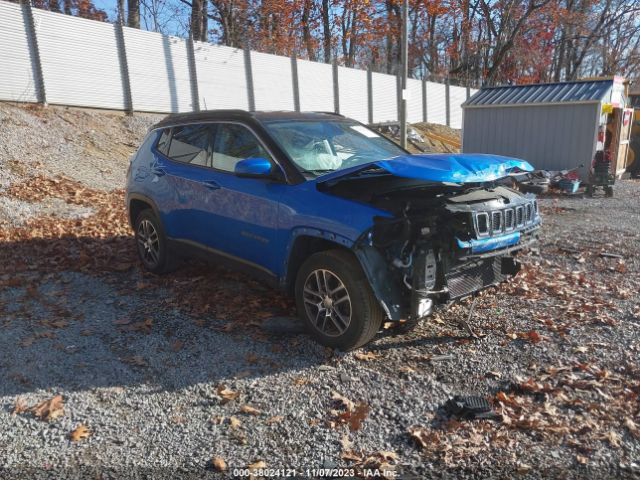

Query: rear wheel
left=134, top=209, right=175, bottom=274
left=295, top=250, right=384, bottom=350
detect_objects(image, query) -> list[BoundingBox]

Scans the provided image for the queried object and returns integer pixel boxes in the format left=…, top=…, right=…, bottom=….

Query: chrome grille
left=472, top=199, right=539, bottom=239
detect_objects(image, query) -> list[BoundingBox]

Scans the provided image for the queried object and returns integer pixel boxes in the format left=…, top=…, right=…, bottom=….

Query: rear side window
left=167, top=124, right=212, bottom=166
left=211, top=124, right=271, bottom=172
left=156, top=128, right=171, bottom=155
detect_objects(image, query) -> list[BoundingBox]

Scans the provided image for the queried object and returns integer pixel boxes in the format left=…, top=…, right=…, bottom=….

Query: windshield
left=262, top=120, right=406, bottom=175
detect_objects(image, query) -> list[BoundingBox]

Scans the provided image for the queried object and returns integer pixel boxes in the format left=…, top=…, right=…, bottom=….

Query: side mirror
left=234, top=157, right=273, bottom=178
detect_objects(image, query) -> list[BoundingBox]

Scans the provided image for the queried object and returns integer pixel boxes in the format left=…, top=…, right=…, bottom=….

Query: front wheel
left=295, top=250, right=384, bottom=350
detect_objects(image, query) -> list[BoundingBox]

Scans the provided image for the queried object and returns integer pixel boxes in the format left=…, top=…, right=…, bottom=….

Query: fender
left=126, top=192, right=162, bottom=228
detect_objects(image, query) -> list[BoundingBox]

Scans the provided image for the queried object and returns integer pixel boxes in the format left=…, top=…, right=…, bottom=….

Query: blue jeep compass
left=126, top=110, right=540, bottom=350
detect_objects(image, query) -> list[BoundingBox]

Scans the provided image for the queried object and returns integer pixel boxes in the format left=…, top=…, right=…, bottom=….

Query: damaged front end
left=317, top=154, right=541, bottom=322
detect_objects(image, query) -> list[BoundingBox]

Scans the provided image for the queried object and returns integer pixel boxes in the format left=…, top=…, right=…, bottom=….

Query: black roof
left=152, top=110, right=344, bottom=129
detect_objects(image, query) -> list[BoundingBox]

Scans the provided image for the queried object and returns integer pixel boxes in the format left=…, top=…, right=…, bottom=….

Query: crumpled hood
left=316, top=153, right=534, bottom=184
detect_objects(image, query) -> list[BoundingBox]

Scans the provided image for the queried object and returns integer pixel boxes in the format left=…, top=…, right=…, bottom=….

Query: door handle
left=201, top=180, right=221, bottom=190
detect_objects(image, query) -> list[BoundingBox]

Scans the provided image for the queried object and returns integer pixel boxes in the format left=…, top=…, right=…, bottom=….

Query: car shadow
left=0, top=235, right=333, bottom=398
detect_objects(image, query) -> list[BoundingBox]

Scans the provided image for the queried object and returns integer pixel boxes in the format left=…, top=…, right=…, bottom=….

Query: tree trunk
left=201, top=0, right=208, bottom=42
left=191, top=0, right=203, bottom=40
left=127, top=0, right=140, bottom=28
left=49, top=0, right=61, bottom=13
left=321, top=0, right=331, bottom=63
left=63, top=0, right=72, bottom=15
left=117, top=0, right=125, bottom=24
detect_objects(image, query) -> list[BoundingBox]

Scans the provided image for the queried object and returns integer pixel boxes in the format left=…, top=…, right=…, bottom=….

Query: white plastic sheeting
left=426, top=81, right=447, bottom=125
left=34, top=10, right=126, bottom=109
left=124, top=28, right=193, bottom=113
left=337, top=66, right=368, bottom=123
left=371, top=72, right=397, bottom=123
left=0, top=0, right=469, bottom=124
left=449, top=85, right=467, bottom=129
left=297, top=59, right=333, bottom=113
left=0, top=1, right=38, bottom=103
left=251, top=51, right=294, bottom=111
left=406, top=78, right=423, bottom=123
left=194, top=42, right=248, bottom=110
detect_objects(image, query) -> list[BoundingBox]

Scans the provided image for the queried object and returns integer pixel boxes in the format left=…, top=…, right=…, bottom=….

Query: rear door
left=151, top=123, right=217, bottom=244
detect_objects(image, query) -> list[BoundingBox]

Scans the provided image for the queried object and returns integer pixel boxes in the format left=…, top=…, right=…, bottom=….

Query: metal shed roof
left=463, top=80, right=612, bottom=108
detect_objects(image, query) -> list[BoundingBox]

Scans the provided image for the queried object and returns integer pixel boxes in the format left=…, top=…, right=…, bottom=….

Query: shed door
left=618, top=108, right=634, bottom=173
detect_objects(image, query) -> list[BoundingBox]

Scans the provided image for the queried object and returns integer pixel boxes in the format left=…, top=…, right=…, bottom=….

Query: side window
left=211, top=124, right=272, bottom=173
left=167, top=124, right=212, bottom=166
left=156, top=128, right=171, bottom=155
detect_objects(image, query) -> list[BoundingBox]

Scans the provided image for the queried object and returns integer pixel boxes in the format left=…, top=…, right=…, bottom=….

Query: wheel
left=605, top=186, right=614, bottom=197
left=295, top=250, right=384, bottom=350
left=134, top=209, right=175, bottom=274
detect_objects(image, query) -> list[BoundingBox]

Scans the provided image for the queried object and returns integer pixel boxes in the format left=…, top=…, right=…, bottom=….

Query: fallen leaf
left=526, top=330, right=542, bottom=343
left=30, top=395, right=64, bottom=421
left=624, top=418, right=640, bottom=438
left=229, top=416, right=242, bottom=429
left=217, top=385, right=239, bottom=404
left=12, top=397, right=28, bottom=415
left=341, top=450, right=363, bottom=462
left=171, top=339, right=184, bottom=352
left=113, top=317, right=131, bottom=325
left=576, top=455, right=589, bottom=465
left=265, top=415, right=284, bottom=425
left=606, top=431, right=622, bottom=448
left=573, top=346, right=588, bottom=353
left=354, top=351, right=379, bottom=361
left=122, top=355, right=147, bottom=367
left=240, top=405, right=262, bottom=415
left=248, top=461, right=267, bottom=470
left=212, top=457, right=227, bottom=472
left=340, top=434, right=353, bottom=451
left=516, top=463, right=532, bottom=474
left=331, top=391, right=355, bottom=412
left=69, top=424, right=91, bottom=442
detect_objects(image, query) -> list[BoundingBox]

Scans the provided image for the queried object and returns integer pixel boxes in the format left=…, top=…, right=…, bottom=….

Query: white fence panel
left=449, top=85, right=467, bottom=129
left=33, top=9, right=125, bottom=109
left=406, top=78, right=423, bottom=123
left=337, top=66, right=367, bottom=123
left=251, top=51, right=294, bottom=111
left=0, top=2, right=38, bottom=103
left=426, top=81, right=446, bottom=125
left=297, top=59, right=333, bottom=112
left=372, top=72, right=397, bottom=123
left=194, top=42, right=248, bottom=110
left=124, top=28, right=193, bottom=113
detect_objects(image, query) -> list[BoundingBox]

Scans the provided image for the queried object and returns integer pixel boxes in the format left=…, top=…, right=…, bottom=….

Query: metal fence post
left=290, top=54, right=300, bottom=112
left=422, top=77, right=427, bottom=122
left=186, top=37, right=200, bottom=112
left=114, top=22, right=133, bottom=113
left=367, top=67, right=373, bottom=124
left=466, top=85, right=471, bottom=100
left=332, top=59, right=340, bottom=114
left=445, top=78, right=451, bottom=127
left=21, top=0, right=46, bottom=105
left=244, top=45, right=255, bottom=111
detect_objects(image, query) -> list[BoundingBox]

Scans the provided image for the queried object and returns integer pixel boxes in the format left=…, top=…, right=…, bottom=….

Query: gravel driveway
left=0, top=104, right=639, bottom=479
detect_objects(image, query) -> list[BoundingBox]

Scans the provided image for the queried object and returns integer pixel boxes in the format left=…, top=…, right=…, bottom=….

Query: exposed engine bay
left=319, top=172, right=541, bottom=321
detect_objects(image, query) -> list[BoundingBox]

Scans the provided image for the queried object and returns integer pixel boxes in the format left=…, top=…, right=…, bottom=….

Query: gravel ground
left=0, top=104, right=639, bottom=479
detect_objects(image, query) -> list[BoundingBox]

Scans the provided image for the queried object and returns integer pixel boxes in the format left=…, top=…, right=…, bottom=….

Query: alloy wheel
left=137, top=219, right=160, bottom=267
left=302, top=269, right=352, bottom=337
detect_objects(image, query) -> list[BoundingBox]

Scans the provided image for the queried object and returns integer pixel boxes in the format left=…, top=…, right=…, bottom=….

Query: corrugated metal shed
left=462, top=80, right=616, bottom=181
left=463, top=80, right=612, bottom=107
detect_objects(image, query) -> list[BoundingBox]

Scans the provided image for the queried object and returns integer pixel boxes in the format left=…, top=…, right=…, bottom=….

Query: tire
left=134, top=209, right=176, bottom=274
left=605, top=186, right=614, bottom=198
left=295, top=249, right=384, bottom=351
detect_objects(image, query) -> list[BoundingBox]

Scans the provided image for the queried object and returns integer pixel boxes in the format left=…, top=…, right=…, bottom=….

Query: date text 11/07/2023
left=231, top=467, right=399, bottom=477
